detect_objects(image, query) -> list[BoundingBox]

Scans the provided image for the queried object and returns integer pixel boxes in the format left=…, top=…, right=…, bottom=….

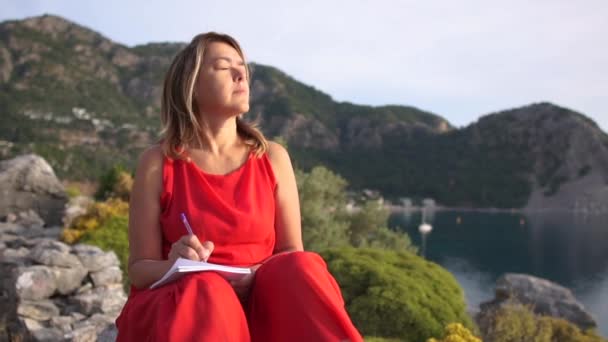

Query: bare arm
left=267, top=141, right=304, bottom=253
left=127, top=146, right=213, bottom=289
left=126, top=145, right=173, bottom=289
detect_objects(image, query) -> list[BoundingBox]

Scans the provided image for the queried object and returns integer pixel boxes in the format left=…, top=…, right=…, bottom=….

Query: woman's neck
left=190, top=115, right=242, bottom=156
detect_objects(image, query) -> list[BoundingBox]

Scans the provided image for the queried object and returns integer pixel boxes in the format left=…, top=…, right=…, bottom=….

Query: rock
left=25, top=226, right=63, bottom=240
left=29, top=240, right=83, bottom=268
left=30, top=238, right=71, bottom=253
left=72, top=244, right=120, bottom=272
left=1, top=207, right=127, bottom=341
left=63, top=195, right=94, bottom=227
left=70, top=285, right=126, bottom=315
left=73, top=312, right=115, bottom=334
left=14, top=265, right=57, bottom=300
left=5, top=212, right=17, bottom=223
left=479, top=273, right=597, bottom=330
left=65, top=324, right=97, bottom=342
left=20, top=316, right=44, bottom=330
left=76, top=283, right=93, bottom=294
left=49, top=315, right=74, bottom=333
left=30, top=327, right=65, bottom=341
left=52, top=266, right=88, bottom=295
left=17, top=299, right=60, bottom=321
left=0, top=222, right=25, bottom=235
left=22, top=236, right=58, bottom=248
left=97, top=324, right=118, bottom=342
left=0, top=154, right=67, bottom=226
left=15, top=209, right=45, bottom=228
left=90, top=266, right=122, bottom=287
left=1, top=247, right=31, bottom=264
left=15, top=316, right=64, bottom=341
left=69, top=312, right=86, bottom=322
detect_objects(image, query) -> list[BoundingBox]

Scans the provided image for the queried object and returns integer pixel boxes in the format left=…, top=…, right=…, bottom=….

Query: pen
left=180, top=213, right=194, bottom=235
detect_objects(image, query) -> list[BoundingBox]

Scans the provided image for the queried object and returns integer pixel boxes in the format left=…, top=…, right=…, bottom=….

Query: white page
left=149, top=258, right=252, bottom=289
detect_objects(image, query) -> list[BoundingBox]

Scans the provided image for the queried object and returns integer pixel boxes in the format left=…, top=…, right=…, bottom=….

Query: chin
left=237, top=104, right=250, bottom=114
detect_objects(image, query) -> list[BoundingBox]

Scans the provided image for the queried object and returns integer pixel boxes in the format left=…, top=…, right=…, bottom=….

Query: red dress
left=115, top=150, right=363, bottom=341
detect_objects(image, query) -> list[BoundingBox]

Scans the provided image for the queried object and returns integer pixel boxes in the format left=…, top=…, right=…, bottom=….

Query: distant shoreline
left=384, top=204, right=607, bottom=215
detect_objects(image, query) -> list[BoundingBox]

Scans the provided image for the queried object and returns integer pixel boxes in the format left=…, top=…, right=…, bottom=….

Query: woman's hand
left=168, top=235, right=214, bottom=263
left=231, top=264, right=262, bottom=303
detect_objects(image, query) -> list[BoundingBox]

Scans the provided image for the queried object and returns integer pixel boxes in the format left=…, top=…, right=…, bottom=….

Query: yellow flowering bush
left=479, top=302, right=606, bottom=342
left=61, top=197, right=129, bottom=244
left=427, top=323, right=481, bottom=342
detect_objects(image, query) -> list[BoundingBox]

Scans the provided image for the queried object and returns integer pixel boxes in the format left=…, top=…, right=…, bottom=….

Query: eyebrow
left=212, top=57, right=245, bottom=65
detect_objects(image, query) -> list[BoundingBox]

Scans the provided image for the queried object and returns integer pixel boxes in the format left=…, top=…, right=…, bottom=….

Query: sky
left=2, top=0, right=607, bottom=132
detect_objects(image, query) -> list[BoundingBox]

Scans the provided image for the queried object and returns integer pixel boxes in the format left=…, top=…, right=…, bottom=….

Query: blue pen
left=180, top=213, right=194, bottom=235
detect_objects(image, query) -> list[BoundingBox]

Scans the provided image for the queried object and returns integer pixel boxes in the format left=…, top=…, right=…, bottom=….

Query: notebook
left=149, top=257, right=252, bottom=289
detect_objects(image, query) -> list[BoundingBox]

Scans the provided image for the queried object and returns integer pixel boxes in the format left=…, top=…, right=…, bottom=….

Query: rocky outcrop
left=2, top=14, right=608, bottom=209
left=477, top=273, right=597, bottom=330
left=269, top=113, right=340, bottom=150
left=0, top=154, right=68, bottom=226
left=0, top=222, right=125, bottom=341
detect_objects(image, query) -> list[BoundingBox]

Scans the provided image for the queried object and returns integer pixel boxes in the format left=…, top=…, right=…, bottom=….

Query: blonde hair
left=159, top=32, right=268, bottom=159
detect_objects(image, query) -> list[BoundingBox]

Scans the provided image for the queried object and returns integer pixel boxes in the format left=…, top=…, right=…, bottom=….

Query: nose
left=234, top=67, right=246, bottom=82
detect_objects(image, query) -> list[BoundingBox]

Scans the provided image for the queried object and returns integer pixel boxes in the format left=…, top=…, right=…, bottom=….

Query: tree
left=296, top=166, right=351, bottom=251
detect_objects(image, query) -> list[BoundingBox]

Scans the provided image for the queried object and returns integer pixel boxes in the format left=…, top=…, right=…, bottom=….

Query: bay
left=389, top=210, right=608, bottom=336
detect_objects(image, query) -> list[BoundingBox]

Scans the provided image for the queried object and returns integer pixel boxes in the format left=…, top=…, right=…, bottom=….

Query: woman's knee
left=259, top=251, right=327, bottom=281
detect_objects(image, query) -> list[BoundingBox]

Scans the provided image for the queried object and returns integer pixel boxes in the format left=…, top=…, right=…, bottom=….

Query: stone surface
left=49, top=315, right=74, bottom=333
left=30, top=327, right=65, bottom=341
left=478, top=273, right=597, bottom=330
left=15, top=265, right=58, bottom=300
left=17, top=299, right=60, bottom=321
left=90, top=266, right=122, bottom=288
left=29, top=240, right=83, bottom=268
left=52, top=266, right=88, bottom=295
left=0, top=154, right=126, bottom=341
left=73, top=244, right=120, bottom=273
left=65, top=325, right=97, bottom=342
left=1, top=246, right=31, bottom=263
left=70, top=285, right=127, bottom=315
left=0, top=154, right=67, bottom=226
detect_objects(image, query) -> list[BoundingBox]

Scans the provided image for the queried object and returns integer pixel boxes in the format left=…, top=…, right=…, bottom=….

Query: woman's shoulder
left=133, top=145, right=168, bottom=186
left=266, top=141, right=290, bottom=164
left=265, top=141, right=293, bottom=180
left=137, top=144, right=165, bottom=170
left=266, top=141, right=289, bottom=160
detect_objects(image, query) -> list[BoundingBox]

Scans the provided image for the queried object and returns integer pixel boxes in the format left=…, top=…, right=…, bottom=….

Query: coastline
left=383, top=203, right=608, bottom=215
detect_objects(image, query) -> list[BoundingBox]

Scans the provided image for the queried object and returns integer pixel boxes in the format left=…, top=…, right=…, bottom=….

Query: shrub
left=95, top=164, right=133, bottom=201
left=60, top=197, right=131, bottom=291
left=65, top=184, right=82, bottom=198
left=479, top=302, right=606, bottom=342
left=427, top=323, right=481, bottom=342
left=61, top=198, right=129, bottom=244
left=321, top=247, right=475, bottom=341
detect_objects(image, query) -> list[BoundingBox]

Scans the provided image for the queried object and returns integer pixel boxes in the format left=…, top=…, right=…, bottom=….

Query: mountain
left=1, top=14, right=607, bottom=210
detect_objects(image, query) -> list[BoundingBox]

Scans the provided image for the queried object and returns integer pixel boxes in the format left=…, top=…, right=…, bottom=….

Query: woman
left=114, top=32, right=363, bottom=342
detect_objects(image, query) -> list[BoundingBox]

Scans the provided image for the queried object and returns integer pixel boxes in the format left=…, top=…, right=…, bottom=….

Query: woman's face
left=194, top=41, right=249, bottom=118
